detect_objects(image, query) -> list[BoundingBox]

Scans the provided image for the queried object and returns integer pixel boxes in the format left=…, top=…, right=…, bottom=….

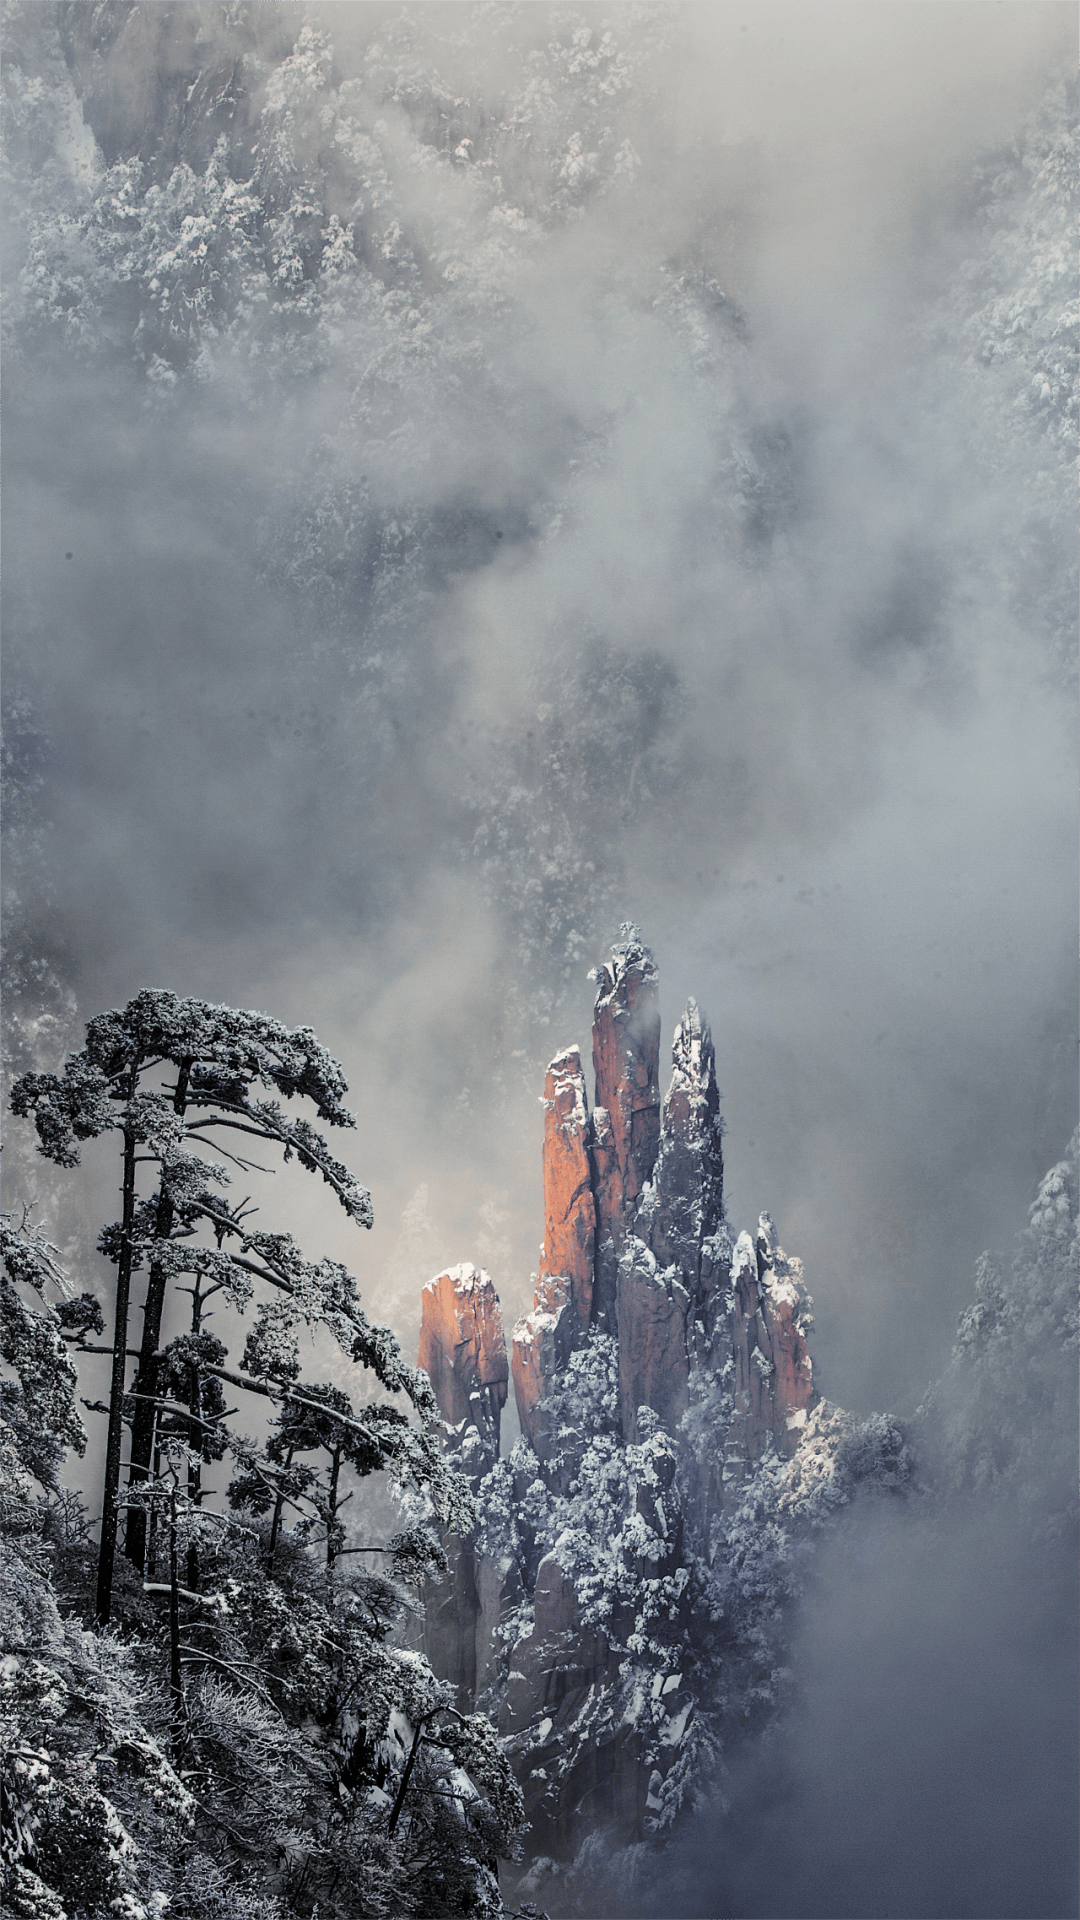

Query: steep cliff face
left=617, top=995, right=728, bottom=1442
left=418, top=1263, right=509, bottom=1450
left=636, top=999, right=725, bottom=1279
left=416, top=934, right=904, bottom=1867
left=417, top=1266, right=514, bottom=1704
left=539, top=1046, right=596, bottom=1321
left=512, top=1048, right=594, bottom=1456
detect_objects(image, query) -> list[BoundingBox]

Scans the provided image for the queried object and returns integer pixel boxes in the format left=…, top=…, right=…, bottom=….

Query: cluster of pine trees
left=1, top=991, right=529, bottom=1920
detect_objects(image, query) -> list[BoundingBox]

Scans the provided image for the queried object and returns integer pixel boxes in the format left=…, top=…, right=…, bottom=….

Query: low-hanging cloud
left=3, top=0, right=1075, bottom=1452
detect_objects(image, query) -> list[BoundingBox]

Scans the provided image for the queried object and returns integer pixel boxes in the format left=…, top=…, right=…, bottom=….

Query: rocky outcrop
left=418, top=930, right=821, bottom=1857
left=617, top=998, right=728, bottom=1441
left=755, top=1213, right=816, bottom=1451
left=539, top=1046, right=595, bottom=1327
left=507, top=936, right=815, bottom=1465
left=511, top=1047, right=597, bottom=1454
left=589, top=925, right=662, bottom=1319
left=418, top=1264, right=508, bottom=1455
left=635, top=999, right=724, bottom=1287
left=418, top=1266, right=509, bottom=1705
left=511, top=1279, right=578, bottom=1460
left=616, top=1239, right=693, bottom=1444
left=498, top=1551, right=643, bottom=1852
left=714, top=1217, right=816, bottom=1475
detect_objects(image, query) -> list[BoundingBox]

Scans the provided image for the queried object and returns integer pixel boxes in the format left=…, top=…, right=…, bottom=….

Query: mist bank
left=3, top=0, right=1076, bottom=1415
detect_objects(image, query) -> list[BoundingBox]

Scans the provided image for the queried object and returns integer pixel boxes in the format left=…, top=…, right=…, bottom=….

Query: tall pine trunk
left=168, top=1483, right=186, bottom=1759
left=96, top=1112, right=138, bottom=1625
left=126, top=1060, right=190, bottom=1570
left=268, top=1443, right=295, bottom=1562
left=186, top=1272, right=204, bottom=1592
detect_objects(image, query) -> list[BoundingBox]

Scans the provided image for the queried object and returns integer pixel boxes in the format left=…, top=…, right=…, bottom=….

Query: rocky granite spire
left=539, top=1045, right=596, bottom=1326
left=417, top=1266, right=512, bottom=1705
left=417, top=931, right=835, bottom=1870
left=615, top=998, right=727, bottom=1442
left=418, top=1264, right=509, bottom=1457
left=589, top=924, right=662, bottom=1322
left=636, top=999, right=724, bottom=1281
left=512, top=1046, right=597, bottom=1456
left=511, top=1280, right=574, bottom=1460
left=714, top=1217, right=816, bottom=1474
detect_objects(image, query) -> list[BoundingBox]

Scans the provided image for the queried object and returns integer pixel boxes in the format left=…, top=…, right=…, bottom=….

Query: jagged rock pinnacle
left=512, top=1045, right=597, bottom=1454
left=417, top=927, right=826, bottom=1860
left=635, top=997, right=725, bottom=1284
left=589, top=926, right=662, bottom=1320
left=539, top=1045, right=595, bottom=1326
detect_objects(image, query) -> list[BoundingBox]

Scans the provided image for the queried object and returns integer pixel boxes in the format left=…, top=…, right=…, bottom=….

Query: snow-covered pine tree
left=5, top=1001, right=527, bottom=1918
left=9, top=991, right=466, bottom=1623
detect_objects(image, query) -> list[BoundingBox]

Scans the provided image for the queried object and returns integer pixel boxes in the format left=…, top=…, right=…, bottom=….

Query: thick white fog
left=5, top=1, right=1074, bottom=1415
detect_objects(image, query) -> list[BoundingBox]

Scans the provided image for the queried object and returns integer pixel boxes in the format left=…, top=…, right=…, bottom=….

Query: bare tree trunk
left=387, top=1716, right=428, bottom=1835
left=187, top=1317, right=203, bottom=1594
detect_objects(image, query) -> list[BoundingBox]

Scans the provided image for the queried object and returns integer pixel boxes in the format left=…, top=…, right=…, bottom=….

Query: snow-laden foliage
left=916, top=1127, right=1079, bottom=1530
left=0, top=1218, right=85, bottom=1468
left=476, top=1324, right=912, bottom=1845
left=1, top=1264, right=193, bottom=1920
left=3, top=984, right=523, bottom=1915
left=9, top=989, right=455, bottom=1626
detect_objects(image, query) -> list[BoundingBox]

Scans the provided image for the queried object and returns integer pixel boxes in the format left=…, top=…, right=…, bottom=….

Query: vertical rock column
left=721, top=1217, right=817, bottom=1477
left=418, top=1264, right=509, bottom=1456
left=418, top=1266, right=509, bottom=1704
left=617, top=999, right=728, bottom=1442
left=636, top=998, right=725, bottom=1292
left=589, top=925, right=662, bottom=1325
left=540, top=1046, right=596, bottom=1327
left=512, top=1047, right=596, bottom=1456
left=754, top=1212, right=816, bottom=1453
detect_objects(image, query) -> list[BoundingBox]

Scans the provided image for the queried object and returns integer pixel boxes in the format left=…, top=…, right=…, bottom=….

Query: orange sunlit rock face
left=418, top=1264, right=508, bottom=1441
left=513, top=1044, right=598, bottom=1454
left=539, top=1045, right=595, bottom=1328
